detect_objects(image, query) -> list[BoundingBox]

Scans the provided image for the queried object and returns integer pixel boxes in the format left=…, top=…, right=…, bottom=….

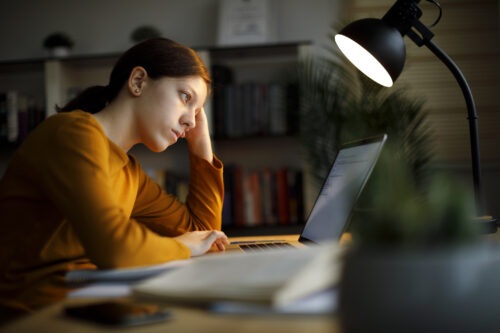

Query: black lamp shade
left=335, top=18, right=406, bottom=87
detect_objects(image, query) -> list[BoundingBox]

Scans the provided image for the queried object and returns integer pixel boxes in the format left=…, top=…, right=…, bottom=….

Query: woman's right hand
left=174, top=230, right=229, bottom=257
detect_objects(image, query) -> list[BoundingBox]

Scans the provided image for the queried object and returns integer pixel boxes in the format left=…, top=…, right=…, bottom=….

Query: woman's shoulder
left=36, top=110, right=104, bottom=138
left=18, top=110, right=106, bottom=152
left=43, top=110, right=98, bottom=127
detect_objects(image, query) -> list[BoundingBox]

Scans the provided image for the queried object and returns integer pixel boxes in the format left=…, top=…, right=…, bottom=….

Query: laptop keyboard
left=239, top=242, right=295, bottom=252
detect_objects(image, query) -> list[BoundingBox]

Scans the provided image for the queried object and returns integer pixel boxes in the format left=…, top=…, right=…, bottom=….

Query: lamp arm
left=423, top=39, right=484, bottom=215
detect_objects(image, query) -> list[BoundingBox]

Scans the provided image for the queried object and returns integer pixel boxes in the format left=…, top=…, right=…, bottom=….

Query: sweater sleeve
left=32, top=117, right=191, bottom=269
left=131, top=153, right=224, bottom=236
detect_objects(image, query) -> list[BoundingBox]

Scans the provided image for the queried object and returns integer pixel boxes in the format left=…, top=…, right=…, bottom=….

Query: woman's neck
left=92, top=99, right=138, bottom=152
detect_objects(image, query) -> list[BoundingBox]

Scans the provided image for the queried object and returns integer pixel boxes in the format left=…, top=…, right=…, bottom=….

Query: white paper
left=65, top=259, right=190, bottom=283
left=68, top=283, right=132, bottom=298
left=133, top=242, right=341, bottom=305
left=210, top=288, right=338, bottom=315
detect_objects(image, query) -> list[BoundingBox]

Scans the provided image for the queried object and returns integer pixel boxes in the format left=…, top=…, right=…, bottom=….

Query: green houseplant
left=297, top=28, right=500, bottom=332
left=43, top=32, right=74, bottom=58
left=337, top=147, right=500, bottom=333
left=298, top=52, right=432, bottom=189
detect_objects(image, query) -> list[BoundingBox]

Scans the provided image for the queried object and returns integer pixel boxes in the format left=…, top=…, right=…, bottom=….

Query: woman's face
left=135, top=75, right=207, bottom=152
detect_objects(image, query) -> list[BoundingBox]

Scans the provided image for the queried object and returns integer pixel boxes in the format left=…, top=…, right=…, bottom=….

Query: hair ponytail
left=57, top=38, right=211, bottom=115
left=57, top=85, right=109, bottom=114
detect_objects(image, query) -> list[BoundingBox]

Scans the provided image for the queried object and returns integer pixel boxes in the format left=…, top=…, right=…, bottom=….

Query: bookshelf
left=0, top=41, right=314, bottom=236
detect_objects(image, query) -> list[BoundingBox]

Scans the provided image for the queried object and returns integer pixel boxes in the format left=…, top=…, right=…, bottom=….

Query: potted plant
left=43, top=32, right=74, bottom=58
left=130, top=25, right=162, bottom=44
left=337, top=147, right=500, bottom=332
left=298, top=51, right=432, bottom=192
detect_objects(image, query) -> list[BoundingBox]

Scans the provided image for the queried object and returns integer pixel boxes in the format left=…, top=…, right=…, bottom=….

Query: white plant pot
left=49, top=46, right=70, bottom=58
left=338, top=243, right=500, bottom=333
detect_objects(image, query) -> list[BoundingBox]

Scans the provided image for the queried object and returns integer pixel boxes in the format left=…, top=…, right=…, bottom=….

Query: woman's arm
left=34, top=116, right=194, bottom=268
left=131, top=152, right=224, bottom=235
left=132, top=106, right=224, bottom=235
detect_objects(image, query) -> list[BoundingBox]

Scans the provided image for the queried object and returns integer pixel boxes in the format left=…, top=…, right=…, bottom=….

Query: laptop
left=226, top=134, right=387, bottom=252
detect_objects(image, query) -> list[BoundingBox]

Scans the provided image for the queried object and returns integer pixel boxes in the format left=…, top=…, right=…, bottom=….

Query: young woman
left=0, top=38, right=228, bottom=321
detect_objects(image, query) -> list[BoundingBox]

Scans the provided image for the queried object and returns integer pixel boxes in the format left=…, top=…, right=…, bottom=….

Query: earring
left=135, top=88, right=140, bottom=94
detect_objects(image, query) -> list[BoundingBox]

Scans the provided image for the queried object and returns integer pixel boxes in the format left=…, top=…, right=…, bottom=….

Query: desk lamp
left=334, top=0, right=497, bottom=233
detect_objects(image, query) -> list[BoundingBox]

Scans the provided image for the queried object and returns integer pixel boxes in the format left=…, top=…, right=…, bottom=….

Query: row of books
left=0, top=91, right=45, bottom=146
left=145, top=165, right=304, bottom=228
left=145, top=168, right=189, bottom=203
left=222, top=165, right=304, bottom=227
left=211, top=65, right=299, bottom=139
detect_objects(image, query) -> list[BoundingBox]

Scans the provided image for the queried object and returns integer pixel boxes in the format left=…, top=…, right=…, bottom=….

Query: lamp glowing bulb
left=335, top=34, right=394, bottom=87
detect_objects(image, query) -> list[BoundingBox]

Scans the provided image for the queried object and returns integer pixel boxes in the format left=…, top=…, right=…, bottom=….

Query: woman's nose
left=181, top=112, right=195, bottom=129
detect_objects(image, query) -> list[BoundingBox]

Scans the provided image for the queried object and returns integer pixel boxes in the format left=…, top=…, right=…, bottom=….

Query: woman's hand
left=174, top=230, right=229, bottom=257
left=184, top=107, right=213, bottom=163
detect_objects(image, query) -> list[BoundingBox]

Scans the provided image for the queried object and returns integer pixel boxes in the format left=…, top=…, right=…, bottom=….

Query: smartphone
left=64, top=300, right=172, bottom=327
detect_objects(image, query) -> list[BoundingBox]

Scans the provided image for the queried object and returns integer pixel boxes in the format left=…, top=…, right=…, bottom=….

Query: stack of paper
left=132, top=242, right=342, bottom=308
left=66, top=259, right=190, bottom=283
left=66, top=259, right=190, bottom=299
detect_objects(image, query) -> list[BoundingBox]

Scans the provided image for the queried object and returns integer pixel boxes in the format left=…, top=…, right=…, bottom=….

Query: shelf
left=0, top=41, right=311, bottom=68
left=214, top=134, right=299, bottom=144
left=208, top=41, right=311, bottom=60
left=0, top=41, right=313, bottom=232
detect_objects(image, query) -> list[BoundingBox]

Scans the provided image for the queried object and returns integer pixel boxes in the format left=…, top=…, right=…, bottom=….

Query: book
left=269, top=84, right=287, bottom=135
left=6, top=90, right=19, bottom=143
left=211, top=65, right=233, bottom=138
left=276, top=168, right=290, bottom=225
left=0, top=93, right=7, bottom=144
left=65, top=259, right=190, bottom=284
left=260, top=169, right=276, bottom=225
left=248, top=171, right=262, bottom=225
left=132, top=241, right=342, bottom=307
left=232, top=166, right=245, bottom=227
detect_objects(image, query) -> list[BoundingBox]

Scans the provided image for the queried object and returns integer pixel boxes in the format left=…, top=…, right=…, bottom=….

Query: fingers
left=176, top=230, right=229, bottom=256
left=214, top=237, right=229, bottom=251
left=202, top=230, right=227, bottom=241
left=204, top=230, right=229, bottom=252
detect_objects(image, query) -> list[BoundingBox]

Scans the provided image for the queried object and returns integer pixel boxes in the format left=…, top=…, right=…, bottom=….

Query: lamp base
left=476, top=216, right=497, bottom=234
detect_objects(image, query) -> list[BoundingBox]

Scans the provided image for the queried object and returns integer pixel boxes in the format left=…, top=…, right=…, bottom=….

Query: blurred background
left=0, top=0, right=498, bottom=235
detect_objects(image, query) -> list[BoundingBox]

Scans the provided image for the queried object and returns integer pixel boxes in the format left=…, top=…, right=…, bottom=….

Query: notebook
left=226, top=134, right=387, bottom=252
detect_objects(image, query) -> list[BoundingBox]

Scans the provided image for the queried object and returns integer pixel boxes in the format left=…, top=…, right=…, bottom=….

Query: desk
left=2, top=234, right=341, bottom=332
left=2, top=298, right=339, bottom=332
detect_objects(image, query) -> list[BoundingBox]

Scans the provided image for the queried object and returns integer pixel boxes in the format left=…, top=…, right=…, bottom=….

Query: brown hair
left=58, top=38, right=211, bottom=113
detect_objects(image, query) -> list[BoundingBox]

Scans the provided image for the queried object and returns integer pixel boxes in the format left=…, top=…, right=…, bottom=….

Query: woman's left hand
left=184, top=107, right=213, bottom=162
left=185, top=107, right=209, bottom=142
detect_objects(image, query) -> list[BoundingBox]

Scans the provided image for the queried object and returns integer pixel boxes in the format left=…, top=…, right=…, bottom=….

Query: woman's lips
left=171, top=129, right=179, bottom=141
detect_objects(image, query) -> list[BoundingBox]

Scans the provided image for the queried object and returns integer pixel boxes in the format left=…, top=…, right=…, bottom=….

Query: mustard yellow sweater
left=0, top=110, right=223, bottom=314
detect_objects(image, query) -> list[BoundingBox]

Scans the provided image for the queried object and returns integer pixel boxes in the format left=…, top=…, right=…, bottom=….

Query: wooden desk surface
left=2, top=298, right=339, bottom=333
left=2, top=234, right=341, bottom=332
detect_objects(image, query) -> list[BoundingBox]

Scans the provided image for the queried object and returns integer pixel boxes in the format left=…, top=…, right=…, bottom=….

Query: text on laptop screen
left=301, top=140, right=384, bottom=243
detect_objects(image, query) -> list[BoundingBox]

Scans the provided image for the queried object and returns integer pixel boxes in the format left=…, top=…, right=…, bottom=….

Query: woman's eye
left=181, top=91, right=191, bottom=104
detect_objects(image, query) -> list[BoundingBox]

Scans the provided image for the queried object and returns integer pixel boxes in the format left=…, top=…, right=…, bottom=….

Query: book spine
left=288, top=169, right=298, bottom=225
left=232, top=166, right=245, bottom=227
left=0, top=93, right=7, bottom=145
left=17, top=94, right=29, bottom=143
left=249, top=171, right=262, bottom=226
left=276, top=168, right=290, bottom=225
left=269, top=84, right=287, bottom=135
left=260, top=169, right=274, bottom=225
left=222, top=166, right=234, bottom=226
left=6, top=90, right=19, bottom=143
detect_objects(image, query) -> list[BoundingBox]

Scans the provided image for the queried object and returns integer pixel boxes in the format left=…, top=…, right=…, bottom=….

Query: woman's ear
left=128, top=66, right=148, bottom=96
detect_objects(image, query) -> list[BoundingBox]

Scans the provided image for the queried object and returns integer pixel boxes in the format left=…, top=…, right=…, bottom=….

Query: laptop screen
left=299, top=134, right=387, bottom=243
